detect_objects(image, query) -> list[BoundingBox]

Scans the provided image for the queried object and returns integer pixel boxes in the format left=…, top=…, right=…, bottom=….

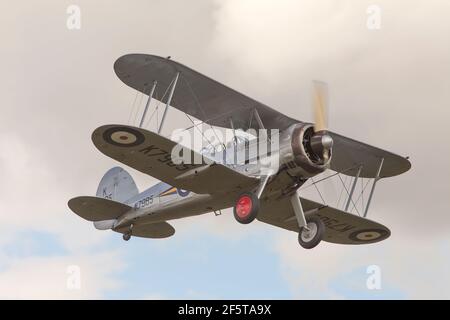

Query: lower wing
left=92, top=124, right=258, bottom=194
left=257, top=196, right=390, bottom=245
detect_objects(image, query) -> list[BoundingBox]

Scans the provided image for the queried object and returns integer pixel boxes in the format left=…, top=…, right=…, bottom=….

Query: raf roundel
left=349, top=229, right=389, bottom=243
left=111, top=131, right=137, bottom=145
left=103, top=126, right=145, bottom=147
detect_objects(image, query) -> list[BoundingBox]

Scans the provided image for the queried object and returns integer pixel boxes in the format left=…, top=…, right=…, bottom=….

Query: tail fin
left=91, top=167, right=138, bottom=230
left=96, top=167, right=139, bottom=203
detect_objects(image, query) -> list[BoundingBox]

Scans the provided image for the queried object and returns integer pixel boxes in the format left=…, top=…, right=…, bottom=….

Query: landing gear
left=233, top=192, right=260, bottom=224
left=290, top=189, right=324, bottom=249
left=122, top=224, right=133, bottom=241
left=298, top=216, right=324, bottom=249
left=123, top=233, right=131, bottom=241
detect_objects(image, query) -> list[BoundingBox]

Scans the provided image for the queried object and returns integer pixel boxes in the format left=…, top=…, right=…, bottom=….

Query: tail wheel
left=123, top=233, right=131, bottom=241
left=233, top=192, right=259, bottom=224
left=298, top=215, right=324, bottom=249
left=122, top=224, right=133, bottom=241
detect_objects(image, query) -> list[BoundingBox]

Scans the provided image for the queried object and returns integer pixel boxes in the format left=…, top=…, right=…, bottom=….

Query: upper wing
left=329, top=131, right=411, bottom=178
left=257, top=196, right=390, bottom=245
left=114, top=54, right=410, bottom=178
left=114, top=54, right=298, bottom=131
left=92, top=124, right=259, bottom=194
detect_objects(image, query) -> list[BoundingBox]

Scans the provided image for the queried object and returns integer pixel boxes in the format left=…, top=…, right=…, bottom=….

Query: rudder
left=96, top=167, right=139, bottom=203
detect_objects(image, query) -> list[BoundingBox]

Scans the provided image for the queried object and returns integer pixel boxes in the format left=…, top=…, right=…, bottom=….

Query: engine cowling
left=279, top=123, right=333, bottom=178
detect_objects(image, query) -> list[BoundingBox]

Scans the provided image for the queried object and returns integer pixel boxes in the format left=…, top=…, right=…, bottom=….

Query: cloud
left=274, top=234, right=450, bottom=299
left=0, top=251, right=124, bottom=299
left=0, top=128, right=125, bottom=299
left=0, top=132, right=112, bottom=251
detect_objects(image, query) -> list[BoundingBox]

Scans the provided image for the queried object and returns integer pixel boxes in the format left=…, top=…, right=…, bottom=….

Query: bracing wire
left=184, top=113, right=216, bottom=151
left=310, top=177, right=326, bottom=205
left=127, top=90, right=140, bottom=125
left=133, top=89, right=145, bottom=126
left=182, top=76, right=226, bottom=148
left=345, top=175, right=354, bottom=212
left=337, top=174, right=361, bottom=216
left=300, top=169, right=350, bottom=191
left=143, top=79, right=174, bottom=131
left=361, top=177, right=365, bottom=214
left=144, top=91, right=161, bottom=129
left=351, top=178, right=371, bottom=214
left=336, top=175, right=347, bottom=208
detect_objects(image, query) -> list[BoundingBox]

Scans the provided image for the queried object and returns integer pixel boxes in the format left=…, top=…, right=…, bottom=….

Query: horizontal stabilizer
left=115, top=222, right=175, bottom=239
left=68, top=196, right=131, bottom=222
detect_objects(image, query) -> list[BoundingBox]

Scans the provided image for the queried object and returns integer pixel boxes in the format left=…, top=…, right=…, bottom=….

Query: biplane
left=68, top=54, right=410, bottom=249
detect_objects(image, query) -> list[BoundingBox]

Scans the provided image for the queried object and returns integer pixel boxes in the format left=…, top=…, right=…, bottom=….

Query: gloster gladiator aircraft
left=68, top=54, right=411, bottom=249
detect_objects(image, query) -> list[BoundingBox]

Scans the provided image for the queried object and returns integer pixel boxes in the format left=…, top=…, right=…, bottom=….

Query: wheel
left=123, top=233, right=131, bottom=241
left=298, top=215, right=324, bottom=249
left=233, top=192, right=260, bottom=224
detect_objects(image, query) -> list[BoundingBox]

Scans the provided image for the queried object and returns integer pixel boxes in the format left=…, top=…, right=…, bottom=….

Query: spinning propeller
left=310, top=81, right=333, bottom=164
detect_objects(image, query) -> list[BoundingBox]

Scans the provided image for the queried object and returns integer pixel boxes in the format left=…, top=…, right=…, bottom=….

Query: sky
left=0, top=0, right=449, bottom=299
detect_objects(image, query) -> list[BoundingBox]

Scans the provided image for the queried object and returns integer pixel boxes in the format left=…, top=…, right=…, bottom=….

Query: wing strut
left=254, top=108, right=265, bottom=129
left=363, top=158, right=384, bottom=217
left=139, top=80, right=158, bottom=128
left=290, top=189, right=307, bottom=228
left=344, top=165, right=362, bottom=211
left=254, top=108, right=270, bottom=142
left=229, top=117, right=238, bottom=145
left=158, top=72, right=180, bottom=134
left=229, top=117, right=238, bottom=162
left=255, top=175, right=270, bottom=199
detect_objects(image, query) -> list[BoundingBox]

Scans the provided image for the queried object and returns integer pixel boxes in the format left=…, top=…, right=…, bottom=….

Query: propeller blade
left=313, top=81, right=329, bottom=132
